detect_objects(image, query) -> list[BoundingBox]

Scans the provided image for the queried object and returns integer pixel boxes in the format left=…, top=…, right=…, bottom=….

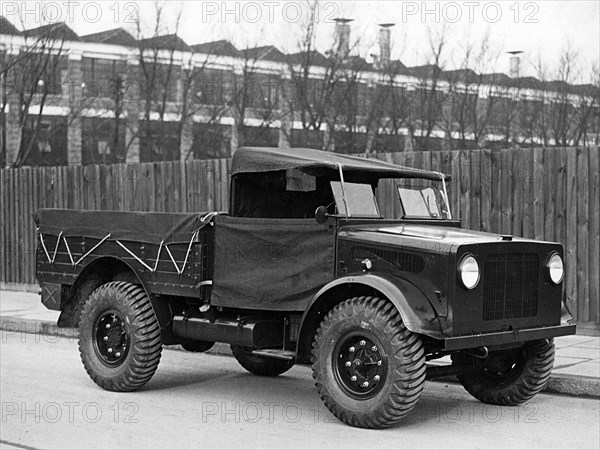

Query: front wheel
left=78, top=282, right=162, bottom=391
left=311, top=297, right=426, bottom=429
left=452, top=339, right=555, bottom=405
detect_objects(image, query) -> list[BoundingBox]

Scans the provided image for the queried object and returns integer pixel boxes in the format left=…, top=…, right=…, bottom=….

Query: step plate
left=250, top=349, right=297, bottom=361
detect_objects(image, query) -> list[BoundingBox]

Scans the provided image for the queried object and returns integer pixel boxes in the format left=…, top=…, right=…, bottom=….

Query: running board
left=426, top=363, right=471, bottom=379
left=250, top=349, right=296, bottom=361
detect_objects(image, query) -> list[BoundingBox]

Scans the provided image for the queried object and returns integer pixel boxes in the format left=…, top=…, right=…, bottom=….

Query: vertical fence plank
left=31, top=167, right=40, bottom=284
left=172, top=161, right=182, bottom=212
left=191, top=160, right=201, bottom=211
left=588, top=147, right=600, bottom=324
left=500, top=150, right=512, bottom=235
left=379, top=152, right=393, bottom=218
left=521, top=148, right=534, bottom=239
left=480, top=149, right=492, bottom=232
left=533, top=148, right=545, bottom=240
left=470, top=150, right=481, bottom=230
left=511, top=149, right=523, bottom=237
left=163, top=162, right=174, bottom=212
left=16, top=169, right=23, bottom=283
left=576, top=147, right=590, bottom=322
left=207, top=160, right=215, bottom=212
left=24, top=168, right=33, bottom=284
left=548, top=149, right=560, bottom=246
left=0, top=169, right=5, bottom=284
left=1, top=169, right=8, bottom=284
left=185, top=160, right=194, bottom=212
left=180, top=161, right=188, bottom=212
left=7, top=169, right=18, bottom=282
left=459, top=150, right=471, bottom=228
left=219, top=158, right=229, bottom=212
left=490, top=150, right=501, bottom=233
left=450, top=151, right=460, bottom=217
left=565, top=148, right=578, bottom=319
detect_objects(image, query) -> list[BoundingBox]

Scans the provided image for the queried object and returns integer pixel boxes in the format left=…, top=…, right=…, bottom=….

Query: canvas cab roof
left=231, top=147, right=450, bottom=181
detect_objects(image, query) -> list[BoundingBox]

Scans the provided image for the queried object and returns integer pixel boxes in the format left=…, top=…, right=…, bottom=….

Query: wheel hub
left=334, top=332, right=387, bottom=399
left=94, top=311, right=129, bottom=367
left=481, top=347, right=524, bottom=379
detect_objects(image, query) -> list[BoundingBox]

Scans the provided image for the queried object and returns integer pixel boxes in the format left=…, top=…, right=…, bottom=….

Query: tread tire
left=452, top=339, right=555, bottom=405
left=78, top=282, right=162, bottom=392
left=311, top=296, right=426, bottom=429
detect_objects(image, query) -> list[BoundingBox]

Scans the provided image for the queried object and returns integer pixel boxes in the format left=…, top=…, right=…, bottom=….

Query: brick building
left=1, top=16, right=598, bottom=167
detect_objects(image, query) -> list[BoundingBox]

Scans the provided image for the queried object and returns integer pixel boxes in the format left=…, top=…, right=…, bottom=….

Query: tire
left=452, top=339, right=555, bottom=406
left=230, top=345, right=295, bottom=376
left=181, top=341, right=215, bottom=353
left=311, top=296, right=426, bottom=429
left=78, top=282, right=162, bottom=392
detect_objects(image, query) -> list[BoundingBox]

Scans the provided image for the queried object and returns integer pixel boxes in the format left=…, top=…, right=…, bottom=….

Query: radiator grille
left=483, top=253, right=539, bottom=321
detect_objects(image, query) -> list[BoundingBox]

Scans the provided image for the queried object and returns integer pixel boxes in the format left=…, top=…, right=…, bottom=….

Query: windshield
left=330, top=181, right=381, bottom=218
left=327, top=178, right=451, bottom=220
left=397, top=180, right=451, bottom=219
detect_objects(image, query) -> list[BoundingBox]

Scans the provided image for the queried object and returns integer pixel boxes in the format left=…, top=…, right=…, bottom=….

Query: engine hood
left=337, top=223, right=550, bottom=254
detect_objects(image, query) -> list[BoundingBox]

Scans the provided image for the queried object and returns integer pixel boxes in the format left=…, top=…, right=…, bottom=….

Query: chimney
left=334, top=18, right=353, bottom=59
left=508, top=50, right=523, bottom=78
left=378, top=23, right=394, bottom=66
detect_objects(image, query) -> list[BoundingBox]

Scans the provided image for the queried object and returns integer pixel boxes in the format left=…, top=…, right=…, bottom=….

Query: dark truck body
left=34, top=146, right=575, bottom=428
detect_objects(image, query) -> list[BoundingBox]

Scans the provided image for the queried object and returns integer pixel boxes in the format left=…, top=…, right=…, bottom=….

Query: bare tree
left=133, top=2, right=185, bottom=160
left=285, top=3, right=362, bottom=151
left=445, top=33, right=502, bottom=149
left=7, top=25, right=68, bottom=167
left=527, top=46, right=599, bottom=147
left=363, top=62, right=398, bottom=154
left=402, top=26, right=450, bottom=151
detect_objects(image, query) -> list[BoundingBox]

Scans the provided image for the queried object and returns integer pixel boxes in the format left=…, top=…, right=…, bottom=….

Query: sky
left=2, top=1, right=599, bottom=81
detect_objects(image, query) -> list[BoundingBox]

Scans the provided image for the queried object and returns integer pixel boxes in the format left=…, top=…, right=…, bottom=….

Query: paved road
left=1, top=333, right=599, bottom=449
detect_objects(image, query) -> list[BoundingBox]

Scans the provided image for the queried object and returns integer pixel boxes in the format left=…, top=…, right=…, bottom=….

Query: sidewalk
left=1, top=289, right=598, bottom=398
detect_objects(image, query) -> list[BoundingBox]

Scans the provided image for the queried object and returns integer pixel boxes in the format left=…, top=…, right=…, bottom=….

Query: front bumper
left=442, top=323, right=576, bottom=351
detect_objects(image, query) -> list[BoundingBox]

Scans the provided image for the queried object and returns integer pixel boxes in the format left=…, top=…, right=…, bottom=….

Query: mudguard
left=298, top=273, right=447, bottom=345
left=57, top=256, right=175, bottom=343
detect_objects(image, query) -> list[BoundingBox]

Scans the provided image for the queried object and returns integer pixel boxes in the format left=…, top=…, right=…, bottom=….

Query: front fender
left=296, top=274, right=446, bottom=362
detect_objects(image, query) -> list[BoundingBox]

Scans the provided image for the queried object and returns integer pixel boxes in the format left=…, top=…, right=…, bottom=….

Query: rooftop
left=0, top=15, right=596, bottom=98
left=80, top=28, right=137, bottom=46
left=21, top=22, right=80, bottom=41
left=191, top=40, right=240, bottom=57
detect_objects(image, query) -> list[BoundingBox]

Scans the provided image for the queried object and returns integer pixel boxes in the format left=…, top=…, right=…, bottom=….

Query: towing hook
left=466, top=346, right=489, bottom=359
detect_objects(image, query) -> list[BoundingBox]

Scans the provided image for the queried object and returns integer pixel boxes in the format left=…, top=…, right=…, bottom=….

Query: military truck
left=34, top=147, right=575, bottom=428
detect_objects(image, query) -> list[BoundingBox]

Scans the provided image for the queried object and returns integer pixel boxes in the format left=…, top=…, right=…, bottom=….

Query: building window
left=97, top=140, right=110, bottom=155
left=82, top=57, right=126, bottom=99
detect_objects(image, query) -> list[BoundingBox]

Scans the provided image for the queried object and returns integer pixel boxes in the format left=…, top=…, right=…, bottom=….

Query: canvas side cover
left=33, top=209, right=212, bottom=244
left=211, top=215, right=335, bottom=311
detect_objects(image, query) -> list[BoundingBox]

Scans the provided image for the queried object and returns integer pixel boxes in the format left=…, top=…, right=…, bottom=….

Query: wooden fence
left=1, top=147, right=598, bottom=333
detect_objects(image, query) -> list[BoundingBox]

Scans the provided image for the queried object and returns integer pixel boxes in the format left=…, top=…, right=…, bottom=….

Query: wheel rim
left=93, top=310, right=130, bottom=367
left=332, top=330, right=387, bottom=399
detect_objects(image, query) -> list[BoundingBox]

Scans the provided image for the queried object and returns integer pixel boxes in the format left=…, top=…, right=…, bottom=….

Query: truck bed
left=34, top=209, right=216, bottom=298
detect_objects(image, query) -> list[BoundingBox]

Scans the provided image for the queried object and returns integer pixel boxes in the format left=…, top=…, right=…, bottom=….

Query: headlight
left=458, top=254, right=480, bottom=289
left=547, top=253, right=564, bottom=284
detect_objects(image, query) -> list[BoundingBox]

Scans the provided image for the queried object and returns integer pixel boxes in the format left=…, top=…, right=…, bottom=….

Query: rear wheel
left=230, top=345, right=295, bottom=376
left=78, top=282, right=162, bottom=391
left=452, top=339, right=555, bottom=405
left=311, top=297, right=426, bottom=429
